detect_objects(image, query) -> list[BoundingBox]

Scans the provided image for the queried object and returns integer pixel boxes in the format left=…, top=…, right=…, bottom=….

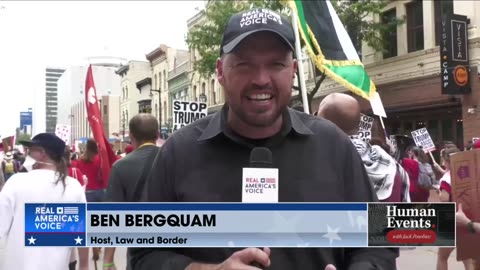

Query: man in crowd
left=104, top=114, right=160, bottom=270
left=1, top=152, right=20, bottom=181
left=317, top=93, right=410, bottom=202
left=130, top=8, right=398, bottom=270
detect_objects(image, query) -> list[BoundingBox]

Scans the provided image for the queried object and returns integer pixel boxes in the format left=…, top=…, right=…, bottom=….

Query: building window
left=103, top=105, right=108, bottom=114
left=155, top=103, right=158, bottom=118
left=193, top=85, right=197, bottom=101
left=382, top=8, right=398, bottom=59
left=434, top=0, right=454, bottom=46
left=163, top=70, right=167, bottom=89
left=154, top=74, right=158, bottom=90
left=406, top=0, right=424, bottom=53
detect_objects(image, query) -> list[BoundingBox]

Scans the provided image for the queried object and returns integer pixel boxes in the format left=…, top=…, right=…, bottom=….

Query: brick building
left=310, top=0, right=480, bottom=151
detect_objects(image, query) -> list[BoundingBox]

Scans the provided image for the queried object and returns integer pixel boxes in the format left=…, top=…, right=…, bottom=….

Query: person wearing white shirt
left=0, top=133, right=87, bottom=270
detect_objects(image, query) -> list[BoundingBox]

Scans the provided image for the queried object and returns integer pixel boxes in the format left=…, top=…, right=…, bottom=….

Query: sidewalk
left=397, top=247, right=466, bottom=270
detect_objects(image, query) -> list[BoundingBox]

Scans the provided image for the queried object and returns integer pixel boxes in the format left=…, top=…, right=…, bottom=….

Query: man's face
left=217, top=32, right=297, bottom=128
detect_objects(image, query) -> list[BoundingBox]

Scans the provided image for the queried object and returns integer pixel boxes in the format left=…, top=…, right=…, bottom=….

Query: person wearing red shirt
left=75, top=139, right=105, bottom=264
left=76, top=139, right=105, bottom=198
left=63, top=146, right=89, bottom=270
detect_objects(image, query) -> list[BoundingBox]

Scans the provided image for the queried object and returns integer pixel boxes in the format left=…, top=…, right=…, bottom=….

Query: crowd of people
left=0, top=6, right=479, bottom=270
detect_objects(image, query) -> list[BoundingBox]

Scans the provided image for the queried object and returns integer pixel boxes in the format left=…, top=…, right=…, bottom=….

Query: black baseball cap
left=220, top=8, right=295, bottom=55
left=19, top=133, right=66, bottom=161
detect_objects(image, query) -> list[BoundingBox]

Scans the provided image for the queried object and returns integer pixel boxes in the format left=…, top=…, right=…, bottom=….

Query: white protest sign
left=411, top=128, right=436, bottom=153
left=242, top=168, right=279, bottom=203
left=370, top=92, right=387, bottom=118
left=357, top=114, right=374, bottom=142
left=172, top=100, right=208, bottom=131
left=55, top=124, right=72, bottom=145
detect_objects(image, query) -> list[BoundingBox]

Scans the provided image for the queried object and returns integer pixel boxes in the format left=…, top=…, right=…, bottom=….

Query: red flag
left=85, top=65, right=116, bottom=184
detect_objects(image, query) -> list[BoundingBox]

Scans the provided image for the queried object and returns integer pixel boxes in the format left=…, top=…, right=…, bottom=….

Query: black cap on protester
left=220, top=8, right=295, bottom=55
left=19, top=133, right=66, bottom=161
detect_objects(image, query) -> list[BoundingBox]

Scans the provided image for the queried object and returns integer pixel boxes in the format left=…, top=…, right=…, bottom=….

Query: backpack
left=417, top=162, right=433, bottom=189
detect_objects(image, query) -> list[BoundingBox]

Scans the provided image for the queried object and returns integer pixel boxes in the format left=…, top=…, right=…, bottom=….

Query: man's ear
left=217, top=57, right=225, bottom=86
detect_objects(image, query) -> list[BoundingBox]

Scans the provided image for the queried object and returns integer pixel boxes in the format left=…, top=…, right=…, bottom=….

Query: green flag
left=286, top=0, right=376, bottom=100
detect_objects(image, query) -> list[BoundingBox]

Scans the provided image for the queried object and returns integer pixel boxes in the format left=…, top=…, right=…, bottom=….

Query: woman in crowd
left=392, top=135, right=430, bottom=202
left=64, top=146, right=89, bottom=270
left=0, top=133, right=86, bottom=269
left=75, top=138, right=104, bottom=263
left=436, top=146, right=473, bottom=270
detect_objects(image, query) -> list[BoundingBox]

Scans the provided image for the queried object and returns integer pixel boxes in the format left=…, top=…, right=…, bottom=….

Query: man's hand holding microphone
left=186, top=247, right=336, bottom=270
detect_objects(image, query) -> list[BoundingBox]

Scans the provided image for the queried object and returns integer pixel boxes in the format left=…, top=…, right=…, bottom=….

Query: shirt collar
left=197, top=104, right=313, bottom=142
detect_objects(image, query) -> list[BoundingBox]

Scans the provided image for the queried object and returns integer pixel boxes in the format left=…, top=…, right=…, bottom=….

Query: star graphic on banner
left=28, top=236, right=36, bottom=245
left=74, top=236, right=83, bottom=245
left=322, top=225, right=341, bottom=245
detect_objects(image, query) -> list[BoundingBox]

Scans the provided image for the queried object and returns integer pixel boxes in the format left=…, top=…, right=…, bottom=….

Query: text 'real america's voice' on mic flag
left=24, top=203, right=456, bottom=248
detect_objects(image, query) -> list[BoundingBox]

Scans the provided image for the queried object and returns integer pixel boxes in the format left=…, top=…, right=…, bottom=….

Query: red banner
left=85, top=65, right=116, bottom=184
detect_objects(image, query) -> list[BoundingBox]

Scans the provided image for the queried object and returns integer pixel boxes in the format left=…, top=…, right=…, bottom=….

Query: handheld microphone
left=248, top=147, right=273, bottom=269
left=249, top=147, right=273, bottom=168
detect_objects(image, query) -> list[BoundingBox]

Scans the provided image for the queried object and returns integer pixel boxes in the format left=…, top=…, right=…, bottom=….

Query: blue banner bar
left=25, top=233, right=86, bottom=247
left=87, top=203, right=367, bottom=211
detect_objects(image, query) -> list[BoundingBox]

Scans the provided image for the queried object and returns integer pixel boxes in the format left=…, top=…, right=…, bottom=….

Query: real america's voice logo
left=368, top=203, right=455, bottom=247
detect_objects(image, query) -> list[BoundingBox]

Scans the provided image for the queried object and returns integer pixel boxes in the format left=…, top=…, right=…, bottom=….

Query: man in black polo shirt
left=130, top=8, right=398, bottom=270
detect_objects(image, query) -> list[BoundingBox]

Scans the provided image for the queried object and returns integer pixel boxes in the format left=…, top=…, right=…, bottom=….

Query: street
left=85, top=247, right=466, bottom=270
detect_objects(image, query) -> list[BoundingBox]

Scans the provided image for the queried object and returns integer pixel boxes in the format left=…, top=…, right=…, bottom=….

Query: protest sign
left=172, top=100, right=207, bottom=131
left=357, top=114, right=374, bottom=142
left=370, top=92, right=387, bottom=118
left=55, top=124, right=72, bottom=145
left=411, top=128, right=436, bottom=153
left=450, top=150, right=480, bottom=260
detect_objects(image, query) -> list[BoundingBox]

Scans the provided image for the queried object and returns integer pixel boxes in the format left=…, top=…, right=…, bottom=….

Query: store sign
left=440, top=14, right=471, bottom=95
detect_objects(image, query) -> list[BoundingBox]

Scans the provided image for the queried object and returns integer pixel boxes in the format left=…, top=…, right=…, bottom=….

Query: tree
left=186, top=0, right=403, bottom=111
left=186, top=0, right=285, bottom=79
left=16, top=132, right=31, bottom=143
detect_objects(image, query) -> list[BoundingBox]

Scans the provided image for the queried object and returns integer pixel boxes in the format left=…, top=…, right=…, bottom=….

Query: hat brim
left=18, top=140, right=33, bottom=147
left=222, top=29, right=295, bottom=55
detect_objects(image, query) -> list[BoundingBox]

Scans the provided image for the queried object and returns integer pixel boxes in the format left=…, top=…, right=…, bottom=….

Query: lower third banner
left=24, top=203, right=456, bottom=248
left=86, top=203, right=367, bottom=248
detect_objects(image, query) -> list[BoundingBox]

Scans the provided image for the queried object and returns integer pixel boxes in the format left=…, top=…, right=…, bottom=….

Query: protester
left=61, top=146, right=90, bottom=270
left=317, top=93, right=409, bottom=202
left=75, top=138, right=104, bottom=263
left=0, top=166, right=4, bottom=191
left=0, top=133, right=86, bottom=270
left=104, top=114, right=160, bottom=270
left=1, top=151, right=20, bottom=181
left=409, top=146, right=436, bottom=188
left=130, top=8, right=398, bottom=270
left=435, top=146, right=473, bottom=270
left=456, top=203, right=479, bottom=233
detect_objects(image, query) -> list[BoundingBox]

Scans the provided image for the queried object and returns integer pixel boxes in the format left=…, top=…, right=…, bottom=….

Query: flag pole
left=290, top=9, right=310, bottom=114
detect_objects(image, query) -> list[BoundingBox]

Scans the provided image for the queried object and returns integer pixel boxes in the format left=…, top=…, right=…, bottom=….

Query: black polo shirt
left=129, top=105, right=398, bottom=270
